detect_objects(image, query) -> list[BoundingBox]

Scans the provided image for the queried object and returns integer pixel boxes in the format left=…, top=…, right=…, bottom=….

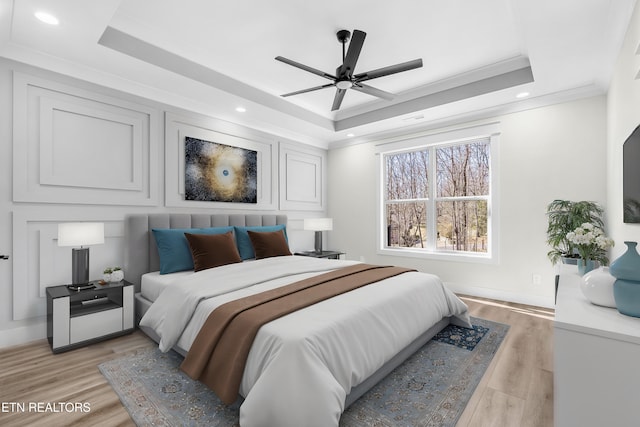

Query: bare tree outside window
left=385, top=151, right=429, bottom=248
left=384, top=139, right=490, bottom=254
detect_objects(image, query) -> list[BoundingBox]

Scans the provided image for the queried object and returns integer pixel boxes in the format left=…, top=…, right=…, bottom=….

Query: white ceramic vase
left=110, top=269, right=124, bottom=282
left=580, top=267, right=616, bottom=308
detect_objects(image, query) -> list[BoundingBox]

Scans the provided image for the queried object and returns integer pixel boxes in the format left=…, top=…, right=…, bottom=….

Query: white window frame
left=376, top=122, right=500, bottom=264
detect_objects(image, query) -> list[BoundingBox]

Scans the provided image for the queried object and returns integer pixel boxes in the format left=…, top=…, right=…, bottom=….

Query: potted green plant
left=546, top=200, right=605, bottom=265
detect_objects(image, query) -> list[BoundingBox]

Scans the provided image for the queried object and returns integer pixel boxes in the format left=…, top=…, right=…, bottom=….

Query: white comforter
left=140, top=256, right=470, bottom=427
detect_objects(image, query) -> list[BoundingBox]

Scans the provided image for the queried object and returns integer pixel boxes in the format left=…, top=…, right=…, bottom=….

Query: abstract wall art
left=184, top=136, right=257, bottom=203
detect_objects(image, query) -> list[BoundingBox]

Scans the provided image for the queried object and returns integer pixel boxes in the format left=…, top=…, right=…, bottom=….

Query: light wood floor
left=457, top=296, right=554, bottom=427
left=0, top=295, right=554, bottom=427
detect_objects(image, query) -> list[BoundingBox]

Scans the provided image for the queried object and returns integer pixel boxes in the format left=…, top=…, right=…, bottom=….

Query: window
left=378, top=125, right=498, bottom=262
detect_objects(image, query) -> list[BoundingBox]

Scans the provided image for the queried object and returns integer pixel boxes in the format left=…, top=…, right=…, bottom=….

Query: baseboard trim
left=0, top=321, right=46, bottom=349
left=445, top=282, right=555, bottom=309
left=0, top=284, right=554, bottom=350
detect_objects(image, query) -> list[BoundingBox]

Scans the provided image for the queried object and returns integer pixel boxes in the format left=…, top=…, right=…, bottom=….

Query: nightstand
left=295, top=250, right=345, bottom=260
left=46, top=280, right=135, bottom=353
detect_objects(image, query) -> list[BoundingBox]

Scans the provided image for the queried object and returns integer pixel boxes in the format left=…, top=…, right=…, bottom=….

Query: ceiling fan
left=275, top=29, right=423, bottom=111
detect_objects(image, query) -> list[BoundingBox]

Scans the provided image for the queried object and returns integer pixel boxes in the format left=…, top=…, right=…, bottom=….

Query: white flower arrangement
left=103, top=266, right=124, bottom=283
left=566, top=223, right=614, bottom=264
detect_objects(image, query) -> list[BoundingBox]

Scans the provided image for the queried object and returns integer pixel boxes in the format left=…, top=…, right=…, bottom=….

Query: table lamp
left=304, top=218, right=333, bottom=253
left=58, top=222, right=104, bottom=285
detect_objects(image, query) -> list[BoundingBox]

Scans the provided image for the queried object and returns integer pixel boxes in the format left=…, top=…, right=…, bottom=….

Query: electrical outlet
left=532, top=274, right=542, bottom=285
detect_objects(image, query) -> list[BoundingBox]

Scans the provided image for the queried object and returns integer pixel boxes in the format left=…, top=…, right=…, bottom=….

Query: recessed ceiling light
left=516, top=91, right=530, bottom=99
left=235, top=106, right=246, bottom=113
left=346, top=133, right=355, bottom=137
left=34, top=11, right=59, bottom=26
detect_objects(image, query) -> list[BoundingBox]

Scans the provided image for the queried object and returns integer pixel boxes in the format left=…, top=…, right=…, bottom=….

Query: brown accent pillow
left=247, top=229, right=292, bottom=259
left=184, top=231, right=242, bottom=272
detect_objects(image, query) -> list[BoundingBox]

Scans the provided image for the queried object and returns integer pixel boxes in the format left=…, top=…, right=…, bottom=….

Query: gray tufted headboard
left=124, top=213, right=287, bottom=290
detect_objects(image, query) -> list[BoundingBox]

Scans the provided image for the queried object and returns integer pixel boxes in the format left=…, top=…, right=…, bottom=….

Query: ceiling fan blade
left=338, top=29, right=366, bottom=78
left=352, top=83, right=396, bottom=101
left=354, top=58, right=423, bottom=82
left=275, top=56, right=337, bottom=81
left=281, top=83, right=335, bottom=97
left=331, top=88, right=347, bottom=111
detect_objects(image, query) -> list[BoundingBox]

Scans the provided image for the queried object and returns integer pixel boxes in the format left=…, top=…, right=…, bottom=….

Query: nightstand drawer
left=70, top=307, right=123, bottom=344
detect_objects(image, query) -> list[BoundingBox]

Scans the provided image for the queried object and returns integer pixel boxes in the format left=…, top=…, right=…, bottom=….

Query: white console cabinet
left=554, top=271, right=640, bottom=427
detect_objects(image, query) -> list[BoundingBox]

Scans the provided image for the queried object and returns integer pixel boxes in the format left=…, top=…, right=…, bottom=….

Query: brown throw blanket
left=180, top=263, right=415, bottom=404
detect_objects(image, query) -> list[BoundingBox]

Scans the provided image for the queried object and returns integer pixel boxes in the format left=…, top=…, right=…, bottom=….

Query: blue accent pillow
left=152, top=227, right=234, bottom=274
left=234, top=225, right=287, bottom=260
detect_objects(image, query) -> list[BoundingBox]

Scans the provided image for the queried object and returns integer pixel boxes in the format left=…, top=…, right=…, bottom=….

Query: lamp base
left=71, top=247, right=90, bottom=285
left=314, top=231, right=323, bottom=254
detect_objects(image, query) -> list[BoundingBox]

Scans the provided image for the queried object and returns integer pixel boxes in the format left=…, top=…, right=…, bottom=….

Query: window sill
left=377, top=247, right=498, bottom=264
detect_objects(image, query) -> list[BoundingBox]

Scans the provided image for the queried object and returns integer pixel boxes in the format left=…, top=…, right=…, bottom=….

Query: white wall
left=328, top=96, right=608, bottom=307
left=3, top=7, right=634, bottom=346
left=607, top=0, right=640, bottom=257
left=0, top=58, right=328, bottom=349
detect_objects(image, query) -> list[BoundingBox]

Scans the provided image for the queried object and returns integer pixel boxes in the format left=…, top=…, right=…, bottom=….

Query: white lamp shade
left=304, top=218, right=333, bottom=231
left=58, top=222, right=105, bottom=247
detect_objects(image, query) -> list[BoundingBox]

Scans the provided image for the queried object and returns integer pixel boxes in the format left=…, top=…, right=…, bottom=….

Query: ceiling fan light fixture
left=276, top=29, right=422, bottom=111
left=336, top=80, right=353, bottom=90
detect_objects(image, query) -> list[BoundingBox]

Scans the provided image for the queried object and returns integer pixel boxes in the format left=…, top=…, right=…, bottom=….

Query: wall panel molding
left=12, top=72, right=159, bottom=205
left=12, top=211, right=126, bottom=321
left=279, top=141, right=326, bottom=211
left=165, top=111, right=278, bottom=210
left=39, top=96, right=144, bottom=191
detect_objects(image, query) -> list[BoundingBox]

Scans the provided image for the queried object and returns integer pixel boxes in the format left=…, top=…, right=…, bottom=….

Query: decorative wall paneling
left=278, top=141, right=326, bottom=211
left=164, top=112, right=279, bottom=210
left=12, top=211, right=126, bottom=321
left=12, top=72, right=159, bottom=206
left=7, top=65, right=328, bottom=328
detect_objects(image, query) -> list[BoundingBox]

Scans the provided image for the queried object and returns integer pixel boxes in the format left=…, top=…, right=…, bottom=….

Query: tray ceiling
left=0, top=0, right=636, bottom=146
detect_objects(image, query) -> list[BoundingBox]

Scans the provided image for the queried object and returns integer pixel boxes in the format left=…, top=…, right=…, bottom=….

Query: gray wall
left=0, top=58, right=328, bottom=348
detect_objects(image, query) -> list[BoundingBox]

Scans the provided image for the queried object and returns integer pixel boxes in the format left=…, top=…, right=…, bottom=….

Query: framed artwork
left=184, top=136, right=257, bottom=203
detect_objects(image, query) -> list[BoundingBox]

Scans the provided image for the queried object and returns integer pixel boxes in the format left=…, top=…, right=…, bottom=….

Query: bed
left=125, top=213, right=470, bottom=427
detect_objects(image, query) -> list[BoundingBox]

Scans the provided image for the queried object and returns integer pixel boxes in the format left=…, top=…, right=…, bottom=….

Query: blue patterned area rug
left=99, top=317, right=508, bottom=427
